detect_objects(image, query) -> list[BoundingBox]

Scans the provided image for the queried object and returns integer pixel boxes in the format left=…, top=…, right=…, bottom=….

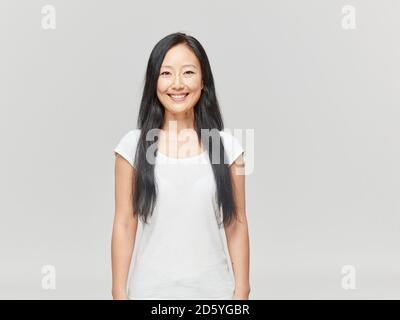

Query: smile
left=167, top=93, right=189, bottom=103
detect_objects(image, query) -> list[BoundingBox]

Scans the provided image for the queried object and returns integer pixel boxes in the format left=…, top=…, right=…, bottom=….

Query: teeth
left=170, top=94, right=187, bottom=98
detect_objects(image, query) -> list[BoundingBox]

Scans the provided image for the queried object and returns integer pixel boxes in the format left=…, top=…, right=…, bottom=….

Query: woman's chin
left=166, top=103, right=194, bottom=114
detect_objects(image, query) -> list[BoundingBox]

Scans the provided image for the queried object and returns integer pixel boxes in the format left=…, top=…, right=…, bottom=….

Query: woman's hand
left=112, top=290, right=129, bottom=300
left=232, top=288, right=250, bottom=300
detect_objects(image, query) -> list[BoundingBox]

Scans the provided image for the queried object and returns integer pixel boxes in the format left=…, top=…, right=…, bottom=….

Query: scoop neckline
left=157, top=149, right=208, bottom=160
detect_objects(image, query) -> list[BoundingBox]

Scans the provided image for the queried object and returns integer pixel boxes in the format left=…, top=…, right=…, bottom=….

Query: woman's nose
left=172, top=75, right=184, bottom=89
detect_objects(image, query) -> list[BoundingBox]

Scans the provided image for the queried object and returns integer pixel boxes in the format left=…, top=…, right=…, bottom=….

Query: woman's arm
left=111, top=154, right=139, bottom=299
left=224, top=154, right=251, bottom=299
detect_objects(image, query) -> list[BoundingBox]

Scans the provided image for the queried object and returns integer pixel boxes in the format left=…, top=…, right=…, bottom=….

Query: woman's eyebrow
left=182, top=64, right=197, bottom=68
left=161, top=64, right=198, bottom=69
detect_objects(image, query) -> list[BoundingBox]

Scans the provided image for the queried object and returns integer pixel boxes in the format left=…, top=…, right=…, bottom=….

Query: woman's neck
left=161, top=110, right=195, bottom=134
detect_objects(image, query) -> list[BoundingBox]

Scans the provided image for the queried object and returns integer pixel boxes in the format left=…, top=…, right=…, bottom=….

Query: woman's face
left=157, top=43, right=204, bottom=114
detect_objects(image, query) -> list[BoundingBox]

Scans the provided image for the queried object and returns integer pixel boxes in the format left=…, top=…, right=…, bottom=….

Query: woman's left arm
left=224, top=153, right=251, bottom=299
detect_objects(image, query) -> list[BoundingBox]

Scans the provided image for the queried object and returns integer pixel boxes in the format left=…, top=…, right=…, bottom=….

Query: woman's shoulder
left=117, top=128, right=141, bottom=148
left=125, top=128, right=141, bottom=138
left=218, top=129, right=245, bottom=166
left=219, top=129, right=242, bottom=146
left=114, top=128, right=141, bottom=167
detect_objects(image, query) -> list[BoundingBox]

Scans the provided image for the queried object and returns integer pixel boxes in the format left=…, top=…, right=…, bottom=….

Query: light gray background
left=1, top=0, right=399, bottom=299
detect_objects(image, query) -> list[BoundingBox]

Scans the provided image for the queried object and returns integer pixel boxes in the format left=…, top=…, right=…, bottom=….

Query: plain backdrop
left=1, top=0, right=400, bottom=299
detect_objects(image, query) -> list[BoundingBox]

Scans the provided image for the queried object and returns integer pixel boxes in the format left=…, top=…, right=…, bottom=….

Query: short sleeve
left=114, top=129, right=141, bottom=168
left=219, top=130, right=245, bottom=166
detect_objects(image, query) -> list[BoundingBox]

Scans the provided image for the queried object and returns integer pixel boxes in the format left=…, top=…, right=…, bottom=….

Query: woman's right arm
left=111, top=153, right=139, bottom=299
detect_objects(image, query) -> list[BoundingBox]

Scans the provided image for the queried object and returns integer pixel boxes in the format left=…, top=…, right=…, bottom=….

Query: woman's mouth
left=167, top=93, right=189, bottom=103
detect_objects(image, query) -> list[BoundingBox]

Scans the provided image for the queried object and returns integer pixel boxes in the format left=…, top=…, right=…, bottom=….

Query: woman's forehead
left=162, top=45, right=200, bottom=67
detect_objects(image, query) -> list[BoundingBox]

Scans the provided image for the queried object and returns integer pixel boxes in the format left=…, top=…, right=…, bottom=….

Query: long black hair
left=134, top=32, right=238, bottom=228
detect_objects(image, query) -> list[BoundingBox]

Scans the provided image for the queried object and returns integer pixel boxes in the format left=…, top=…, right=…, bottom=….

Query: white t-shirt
left=114, top=128, right=244, bottom=300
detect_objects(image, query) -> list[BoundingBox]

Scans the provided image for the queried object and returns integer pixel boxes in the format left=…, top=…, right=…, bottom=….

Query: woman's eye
left=184, top=71, right=195, bottom=74
left=160, top=71, right=170, bottom=75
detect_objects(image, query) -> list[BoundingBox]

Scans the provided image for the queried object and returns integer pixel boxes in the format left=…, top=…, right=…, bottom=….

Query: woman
left=111, top=32, right=250, bottom=300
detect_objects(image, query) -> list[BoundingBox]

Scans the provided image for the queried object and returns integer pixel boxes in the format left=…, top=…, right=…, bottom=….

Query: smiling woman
left=157, top=43, right=204, bottom=111
left=111, top=32, right=250, bottom=300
